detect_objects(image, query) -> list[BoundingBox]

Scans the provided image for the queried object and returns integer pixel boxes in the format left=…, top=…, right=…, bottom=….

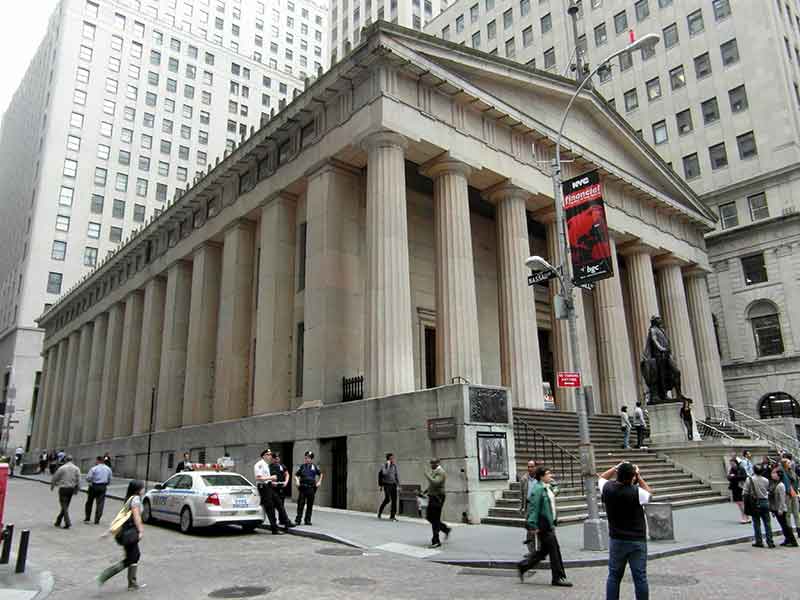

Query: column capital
left=532, top=207, right=556, bottom=225
left=191, top=240, right=222, bottom=258
left=420, top=153, right=473, bottom=180
left=304, top=158, right=360, bottom=182
left=653, top=254, right=691, bottom=270
left=616, top=240, right=660, bottom=257
left=360, top=130, right=408, bottom=152
left=683, top=266, right=711, bottom=280
left=482, top=180, right=532, bottom=204
left=221, top=217, right=257, bottom=237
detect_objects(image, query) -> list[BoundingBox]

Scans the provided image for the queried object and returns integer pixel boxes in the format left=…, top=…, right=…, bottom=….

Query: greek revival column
left=69, top=322, right=94, bottom=444
left=424, top=156, right=482, bottom=385
left=157, top=261, right=192, bottom=430
left=363, top=131, right=415, bottom=397
left=46, top=340, right=69, bottom=446
left=685, top=269, right=727, bottom=411
left=621, top=244, right=661, bottom=372
left=592, top=237, right=638, bottom=413
left=58, top=331, right=81, bottom=446
left=655, top=258, right=704, bottom=415
left=133, top=277, right=166, bottom=434
left=114, top=291, right=145, bottom=437
left=33, top=347, right=55, bottom=449
left=83, top=312, right=107, bottom=443
left=214, top=221, right=256, bottom=421
left=490, top=184, right=543, bottom=408
left=184, top=243, right=222, bottom=425
left=254, top=195, right=296, bottom=414
left=98, top=304, right=124, bottom=440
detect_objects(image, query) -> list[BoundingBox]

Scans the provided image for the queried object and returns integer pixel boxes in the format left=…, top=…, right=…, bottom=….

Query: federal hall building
left=32, top=23, right=728, bottom=519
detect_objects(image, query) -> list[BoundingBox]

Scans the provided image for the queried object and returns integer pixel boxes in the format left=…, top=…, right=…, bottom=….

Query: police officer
left=270, top=452, right=294, bottom=531
left=294, top=451, right=323, bottom=526
left=254, top=449, right=282, bottom=534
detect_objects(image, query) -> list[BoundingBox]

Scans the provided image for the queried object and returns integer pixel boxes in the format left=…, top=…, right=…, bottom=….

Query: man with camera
left=598, top=462, right=652, bottom=600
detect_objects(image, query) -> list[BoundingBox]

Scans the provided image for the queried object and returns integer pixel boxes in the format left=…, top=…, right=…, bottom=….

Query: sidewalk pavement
left=0, top=558, right=54, bottom=600
left=16, top=472, right=760, bottom=569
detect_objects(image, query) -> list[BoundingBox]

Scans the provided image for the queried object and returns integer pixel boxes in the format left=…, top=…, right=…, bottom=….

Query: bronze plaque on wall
left=427, top=417, right=457, bottom=440
left=469, top=387, right=509, bottom=423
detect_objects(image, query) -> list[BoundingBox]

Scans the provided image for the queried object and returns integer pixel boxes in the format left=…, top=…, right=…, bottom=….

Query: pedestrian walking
left=57, top=449, right=65, bottom=464
left=377, top=453, right=399, bottom=521
left=85, top=456, right=113, bottom=524
left=51, top=455, right=81, bottom=529
left=679, top=400, right=694, bottom=441
left=103, top=452, right=113, bottom=469
left=294, top=451, right=322, bottom=526
left=39, top=451, right=48, bottom=474
left=599, top=462, right=653, bottom=600
left=727, top=457, right=749, bottom=524
left=14, top=446, right=23, bottom=467
left=47, top=450, right=58, bottom=475
left=769, top=468, right=798, bottom=547
left=175, top=452, right=193, bottom=473
left=516, top=466, right=572, bottom=587
left=97, top=480, right=146, bottom=590
left=633, top=402, right=647, bottom=449
left=423, top=458, right=451, bottom=548
left=779, top=455, right=800, bottom=537
left=271, top=452, right=294, bottom=529
left=743, top=464, right=774, bottom=548
left=620, top=407, right=632, bottom=450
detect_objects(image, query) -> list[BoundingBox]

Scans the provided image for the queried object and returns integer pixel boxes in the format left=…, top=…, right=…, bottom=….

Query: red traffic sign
left=557, top=372, right=581, bottom=388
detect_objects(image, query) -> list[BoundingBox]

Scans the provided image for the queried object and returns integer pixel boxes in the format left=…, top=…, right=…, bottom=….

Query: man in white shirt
left=633, top=402, right=648, bottom=449
left=84, top=456, right=113, bottom=524
left=254, top=449, right=281, bottom=534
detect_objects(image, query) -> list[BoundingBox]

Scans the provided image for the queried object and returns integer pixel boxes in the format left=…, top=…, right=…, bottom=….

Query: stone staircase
left=483, top=409, right=729, bottom=527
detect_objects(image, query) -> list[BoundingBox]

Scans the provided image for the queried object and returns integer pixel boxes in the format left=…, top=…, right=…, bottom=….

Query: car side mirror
left=154, top=484, right=164, bottom=490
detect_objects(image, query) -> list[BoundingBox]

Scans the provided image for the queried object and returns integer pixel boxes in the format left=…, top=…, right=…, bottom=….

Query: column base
left=582, top=518, right=609, bottom=551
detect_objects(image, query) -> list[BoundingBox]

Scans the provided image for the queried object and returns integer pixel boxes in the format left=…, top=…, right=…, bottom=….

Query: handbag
left=743, top=477, right=758, bottom=517
left=109, top=498, right=132, bottom=537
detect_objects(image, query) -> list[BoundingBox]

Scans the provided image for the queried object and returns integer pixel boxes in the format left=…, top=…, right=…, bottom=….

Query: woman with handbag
left=727, top=458, right=749, bottom=524
left=97, top=480, right=146, bottom=590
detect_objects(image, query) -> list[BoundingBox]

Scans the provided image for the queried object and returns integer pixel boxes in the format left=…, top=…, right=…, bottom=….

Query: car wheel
left=142, top=499, right=155, bottom=524
left=241, top=522, right=258, bottom=533
left=179, top=506, right=193, bottom=533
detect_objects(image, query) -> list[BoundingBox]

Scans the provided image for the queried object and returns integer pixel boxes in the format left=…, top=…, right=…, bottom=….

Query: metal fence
left=342, top=375, right=364, bottom=402
left=513, top=419, right=581, bottom=489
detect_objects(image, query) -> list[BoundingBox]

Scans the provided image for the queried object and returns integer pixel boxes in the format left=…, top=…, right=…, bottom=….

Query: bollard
left=0, top=524, right=13, bottom=564
left=15, top=530, right=30, bottom=574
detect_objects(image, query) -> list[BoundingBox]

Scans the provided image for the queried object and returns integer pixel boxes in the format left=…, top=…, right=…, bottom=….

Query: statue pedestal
left=648, top=401, right=689, bottom=446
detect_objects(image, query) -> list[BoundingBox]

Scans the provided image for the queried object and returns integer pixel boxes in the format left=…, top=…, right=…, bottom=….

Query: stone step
left=507, top=472, right=694, bottom=492
left=498, top=481, right=710, bottom=505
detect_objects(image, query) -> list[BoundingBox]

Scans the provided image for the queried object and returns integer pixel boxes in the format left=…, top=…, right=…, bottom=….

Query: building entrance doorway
left=324, top=437, right=347, bottom=509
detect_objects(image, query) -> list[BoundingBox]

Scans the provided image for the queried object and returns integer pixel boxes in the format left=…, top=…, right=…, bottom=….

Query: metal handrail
left=513, top=419, right=581, bottom=489
left=695, top=419, right=735, bottom=441
left=706, top=405, right=800, bottom=456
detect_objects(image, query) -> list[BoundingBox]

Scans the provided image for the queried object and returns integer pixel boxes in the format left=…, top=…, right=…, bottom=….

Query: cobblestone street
left=4, top=479, right=798, bottom=599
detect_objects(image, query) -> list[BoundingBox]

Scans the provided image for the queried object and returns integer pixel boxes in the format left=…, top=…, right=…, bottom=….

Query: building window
left=47, top=272, right=63, bottom=295
left=667, top=65, right=685, bottom=91
left=112, top=198, right=125, bottom=219
left=709, top=142, right=728, bottom=170
left=719, top=201, right=738, bottom=229
left=674, top=108, right=693, bottom=135
left=505, top=37, right=515, bottom=58
left=624, top=88, right=638, bottom=111
left=59, top=186, right=75, bottom=206
left=594, top=23, right=607, bottom=46
left=720, top=39, right=740, bottom=66
left=694, top=52, right=712, bottom=79
left=540, top=13, right=551, bottom=33
left=652, top=120, right=667, bottom=145
left=90, top=194, right=104, bottom=214
left=662, top=23, right=678, bottom=49
left=115, top=173, right=128, bottom=192
left=737, top=131, right=758, bottom=159
left=687, top=9, right=704, bottom=35
left=544, top=47, right=555, bottom=69
left=682, top=153, right=700, bottom=179
left=645, top=77, right=661, bottom=101
left=748, top=192, right=769, bottom=221
left=728, top=85, right=748, bottom=112
left=472, top=31, right=481, bottom=48
left=456, top=15, right=464, bottom=33
left=613, top=10, right=628, bottom=34
left=758, top=392, right=799, bottom=418
left=84, top=246, right=98, bottom=267
left=523, top=26, right=533, bottom=47
left=634, top=0, right=649, bottom=22
left=749, top=302, right=783, bottom=356
left=713, top=0, right=732, bottom=21
left=55, top=215, right=70, bottom=232
left=87, top=221, right=101, bottom=239
left=503, top=8, right=513, bottom=29
left=701, top=97, right=720, bottom=124
left=51, top=240, right=67, bottom=261
left=63, top=158, right=78, bottom=177
left=742, top=254, right=767, bottom=285
left=110, top=227, right=123, bottom=243
left=133, top=204, right=146, bottom=222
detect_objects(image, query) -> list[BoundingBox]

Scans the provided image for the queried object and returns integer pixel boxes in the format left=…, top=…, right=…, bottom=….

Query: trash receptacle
left=644, top=502, right=674, bottom=541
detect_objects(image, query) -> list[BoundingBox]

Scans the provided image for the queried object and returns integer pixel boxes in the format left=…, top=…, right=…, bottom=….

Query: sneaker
left=552, top=579, right=573, bottom=587
left=429, top=541, right=442, bottom=549
left=767, top=543, right=776, bottom=548
left=83, top=520, right=91, bottom=524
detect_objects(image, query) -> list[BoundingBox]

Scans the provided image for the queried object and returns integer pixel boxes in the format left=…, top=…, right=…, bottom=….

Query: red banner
left=563, top=170, right=614, bottom=286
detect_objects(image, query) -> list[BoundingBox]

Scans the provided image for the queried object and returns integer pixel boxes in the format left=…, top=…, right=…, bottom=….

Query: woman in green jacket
left=516, top=466, right=572, bottom=587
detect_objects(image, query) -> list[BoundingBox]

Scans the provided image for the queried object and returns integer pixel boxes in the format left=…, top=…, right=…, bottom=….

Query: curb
left=35, top=568, right=55, bottom=600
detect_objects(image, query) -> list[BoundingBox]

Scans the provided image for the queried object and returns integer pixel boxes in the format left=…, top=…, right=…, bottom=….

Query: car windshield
left=201, top=474, right=252, bottom=487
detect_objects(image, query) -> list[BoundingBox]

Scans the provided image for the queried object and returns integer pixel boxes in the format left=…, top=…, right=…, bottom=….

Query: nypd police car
left=142, top=467, right=262, bottom=533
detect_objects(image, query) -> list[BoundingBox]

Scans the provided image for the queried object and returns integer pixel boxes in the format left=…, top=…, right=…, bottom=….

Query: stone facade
left=31, top=23, right=724, bottom=519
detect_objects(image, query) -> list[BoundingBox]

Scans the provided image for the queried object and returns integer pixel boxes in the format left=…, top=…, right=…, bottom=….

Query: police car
left=142, top=464, right=262, bottom=533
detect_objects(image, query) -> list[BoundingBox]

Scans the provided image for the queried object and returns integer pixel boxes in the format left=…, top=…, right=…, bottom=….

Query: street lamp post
left=531, top=32, right=660, bottom=551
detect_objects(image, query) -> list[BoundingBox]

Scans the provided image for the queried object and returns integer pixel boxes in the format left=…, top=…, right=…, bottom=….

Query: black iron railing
left=342, top=375, right=364, bottom=402
left=513, top=420, right=581, bottom=489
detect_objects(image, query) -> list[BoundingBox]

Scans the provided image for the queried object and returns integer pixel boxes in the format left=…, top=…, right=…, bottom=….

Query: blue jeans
left=622, top=427, right=631, bottom=448
left=606, top=538, right=648, bottom=600
left=752, top=499, right=774, bottom=546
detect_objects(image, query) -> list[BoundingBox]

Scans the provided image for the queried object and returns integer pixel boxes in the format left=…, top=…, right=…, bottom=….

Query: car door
left=171, top=474, right=195, bottom=517
left=152, top=475, right=181, bottom=523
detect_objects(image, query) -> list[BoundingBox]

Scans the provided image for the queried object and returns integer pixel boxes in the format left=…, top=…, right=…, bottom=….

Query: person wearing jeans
left=620, top=407, right=631, bottom=450
left=50, top=455, right=81, bottom=529
left=378, top=453, right=399, bottom=520
left=599, top=462, right=653, bottom=600
left=744, top=465, right=774, bottom=548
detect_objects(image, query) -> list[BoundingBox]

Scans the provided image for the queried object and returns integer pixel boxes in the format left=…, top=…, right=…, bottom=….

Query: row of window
left=680, top=131, right=757, bottom=180
left=718, top=192, right=770, bottom=230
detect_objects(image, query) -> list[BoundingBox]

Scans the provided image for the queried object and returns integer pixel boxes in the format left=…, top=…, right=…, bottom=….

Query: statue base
left=648, top=401, right=694, bottom=446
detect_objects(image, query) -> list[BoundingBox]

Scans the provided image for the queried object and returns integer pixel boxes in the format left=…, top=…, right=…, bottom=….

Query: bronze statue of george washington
left=640, top=315, right=687, bottom=404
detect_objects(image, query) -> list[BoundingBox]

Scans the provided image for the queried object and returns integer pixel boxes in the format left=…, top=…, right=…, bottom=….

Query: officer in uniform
left=269, top=452, right=294, bottom=531
left=254, top=449, right=282, bottom=534
left=294, top=451, right=323, bottom=525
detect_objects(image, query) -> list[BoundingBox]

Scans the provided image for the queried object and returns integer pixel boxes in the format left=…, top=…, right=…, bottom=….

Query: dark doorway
left=539, top=330, right=554, bottom=392
left=270, top=441, right=294, bottom=498
left=328, top=437, right=347, bottom=509
left=424, top=327, right=437, bottom=388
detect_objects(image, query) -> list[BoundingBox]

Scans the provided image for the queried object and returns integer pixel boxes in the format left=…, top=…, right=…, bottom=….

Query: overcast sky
left=0, top=1, right=61, bottom=118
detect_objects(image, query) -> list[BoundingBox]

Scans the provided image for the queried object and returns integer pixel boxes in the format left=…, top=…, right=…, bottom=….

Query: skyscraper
left=0, top=0, right=328, bottom=451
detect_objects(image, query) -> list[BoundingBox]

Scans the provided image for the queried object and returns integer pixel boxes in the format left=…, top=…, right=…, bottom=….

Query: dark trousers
left=775, top=511, right=798, bottom=545
left=606, top=538, right=648, bottom=600
left=426, top=495, right=451, bottom=544
left=379, top=484, right=398, bottom=518
left=296, top=486, right=316, bottom=524
left=518, top=528, right=566, bottom=583
left=635, top=426, right=645, bottom=448
left=85, top=484, right=107, bottom=523
left=683, top=419, right=693, bottom=440
left=55, top=487, right=75, bottom=527
left=752, top=500, right=774, bottom=546
left=258, top=485, right=290, bottom=532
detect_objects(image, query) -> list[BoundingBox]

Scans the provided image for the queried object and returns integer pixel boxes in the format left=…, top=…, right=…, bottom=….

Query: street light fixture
left=538, top=31, right=661, bottom=552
